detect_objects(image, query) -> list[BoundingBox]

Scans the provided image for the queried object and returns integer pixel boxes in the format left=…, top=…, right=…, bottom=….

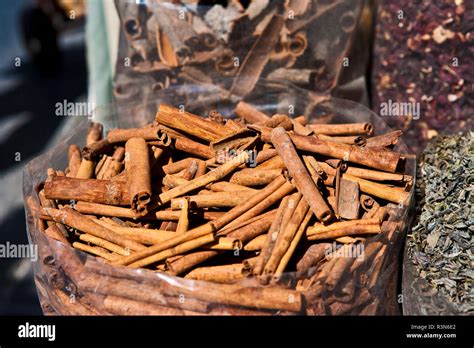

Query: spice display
left=27, top=101, right=414, bottom=315
left=405, top=132, right=473, bottom=315
left=113, top=0, right=369, bottom=122
left=372, top=0, right=473, bottom=152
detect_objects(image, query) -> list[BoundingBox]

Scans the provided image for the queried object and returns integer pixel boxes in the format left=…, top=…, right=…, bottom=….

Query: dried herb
left=407, top=132, right=473, bottom=314
left=372, top=0, right=474, bottom=153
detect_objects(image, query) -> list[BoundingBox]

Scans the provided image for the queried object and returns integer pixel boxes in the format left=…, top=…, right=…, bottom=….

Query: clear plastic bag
left=113, top=0, right=371, bottom=122
left=24, top=85, right=415, bottom=315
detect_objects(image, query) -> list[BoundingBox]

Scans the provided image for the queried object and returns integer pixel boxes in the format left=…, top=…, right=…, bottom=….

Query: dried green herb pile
left=407, top=132, right=473, bottom=312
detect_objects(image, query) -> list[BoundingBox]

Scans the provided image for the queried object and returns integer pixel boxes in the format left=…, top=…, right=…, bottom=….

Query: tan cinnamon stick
left=44, top=225, right=70, bottom=245
left=252, top=196, right=289, bottom=276
left=234, top=101, right=270, bottom=124
left=221, top=177, right=294, bottom=230
left=271, top=127, right=333, bottom=223
left=184, top=263, right=245, bottom=283
left=308, top=123, right=374, bottom=136
left=167, top=251, right=219, bottom=276
left=207, top=237, right=242, bottom=251
left=307, top=224, right=381, bottom=241
left=229, top=168, right=282, bottom=186
left=41, top=207, right=146, bottom=252
left=158, top=151, right=250, bottom=204
left=275, top=209, right=313, bottom=275
left=365, top=130, right=402, bottom=148
left=79, top=233, right=131, bottom=256
left=93, top=220, right=175, bottom=245
left=107, top=127, right=159, bottom=143
left=176, top=197, right=189, bottom=234
left=72, top=242, right=119, bottom=261
left=103, top=295, right=201, bottom=316
left=76, top=123, right=102, bottom=179
left=209, top=181, right=257, bottom=194
left=308, top=218, right=382, bottom=235
left=155, top=104, right=231, bottom=142
left=111, top=222, right=215, bottom=266
left=44, top=176, right=130, bottom=206
left=125, top=137, right=152, bottom=215
left=171, top=191, right=252, bottom=210
left=264, top=197, right=310, bottom=275
left=128, top=233, right=215, bottom=268
left=155, top=209, right=224, bottom=221
left=244, top=234, right=267, bottom=251
left=67, top=144, right=81, bottom=177
left=337, top=178, right=360, bottom=220
left=342, top=174, right=409, bottom=204
left=74, top=201, right=138, bottom=218
left=344, top=166, right=407, bottom=182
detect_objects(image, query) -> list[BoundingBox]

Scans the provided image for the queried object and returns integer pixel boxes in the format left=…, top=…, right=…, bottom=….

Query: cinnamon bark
left=155, top=104, right=231, bottom=142
left=107, top=127, right=159, bottom=143
left=125, top=137, right=152, bottom=215
left=271, top=127, right=333, bottom=223
left=308, top=123, right=374, bottom=136
left=41, top=207, right=146, bottom=252
left=44, top=176, right=130, bottom=206
left=234, top=101, right=270, bottom=124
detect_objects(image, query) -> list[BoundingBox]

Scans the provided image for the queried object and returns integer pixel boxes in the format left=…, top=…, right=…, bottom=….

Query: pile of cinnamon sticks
left=31, top=101, right=412, bottom=315
left=114, top=0, right=365, bottom=104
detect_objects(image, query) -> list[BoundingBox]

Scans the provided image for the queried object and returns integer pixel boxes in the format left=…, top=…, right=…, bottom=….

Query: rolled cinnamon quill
left=271, top=127, right=333, bottom=223
left=67, top=144, right=81, bottom=178
left=308, top=123, right=374, bottom=136
left=41, top=207, right=146, bottom=252
left=264, top=198, right=310, bottom=275
left=342, top=174, right=409, bottom=204
left=307, top=224, right=381, bottom=241
left=158, top=151, right=250, bottom=204
left=229, top=168, right=283, bottom=186
left=125, top=137, right=152, bottom=215
left=170, top=191, right=253, bottom=209
left=107, top=127, right=160, bottom=143
left=155, top=104, right=231, bottom=142
left=184, top=263, right=245, bottom=283
left=44, top=176, right=130, bottom=206
left=234, top=101, right=270, bottom=124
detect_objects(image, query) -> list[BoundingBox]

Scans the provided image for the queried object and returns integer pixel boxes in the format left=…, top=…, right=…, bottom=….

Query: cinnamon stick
left=41, top=207, right=146, bottom=252
left=44, top=176, right=130, bottom=206
left=271, top=127, right=333, bottom=223
left=308, top=123, right=374, bottom=136
left=125, top=137, right=152, bottom=215
left=234, top=101, right=270, bottom=124
left=155, top=104, right=231, bottom=142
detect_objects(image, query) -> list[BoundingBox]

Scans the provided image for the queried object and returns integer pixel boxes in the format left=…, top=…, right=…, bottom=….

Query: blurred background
left=0, top=0, right=88, bottom=314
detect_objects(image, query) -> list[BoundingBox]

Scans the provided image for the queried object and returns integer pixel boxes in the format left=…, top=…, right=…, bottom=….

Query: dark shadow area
left=0, top=44, right=87, bottom=171
left=0, top=16, right=86, bottom=314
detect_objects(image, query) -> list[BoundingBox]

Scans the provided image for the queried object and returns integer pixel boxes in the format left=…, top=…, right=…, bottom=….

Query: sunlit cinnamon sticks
left=32, top=101, right=412, bottom=316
